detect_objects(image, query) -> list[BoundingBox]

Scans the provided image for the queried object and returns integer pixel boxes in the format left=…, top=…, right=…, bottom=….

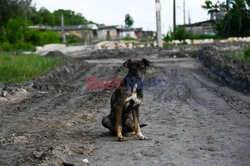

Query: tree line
left=0, top=0, right=98, bottom=27
left=202, top=0, right=250, bottom=37
left=0, top=0, right=100, bottom=51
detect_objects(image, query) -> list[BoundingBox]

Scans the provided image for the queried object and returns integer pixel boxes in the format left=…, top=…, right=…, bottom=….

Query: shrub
left=172, top=26, right=192, bottom=41
left=39, top=31, right=61, bottom=45
left=0, top=42, right=13, bottom=51
left=66, top=34, right=82, bottom=43
left=244, top=45, right=250, bottom=61
left=5, top=17, right=27, bottom=44
left=25, top=29, right=43, bottom=45
left=21, top=42, right=35, bottom=51
left=24, top=29, right=61, bottom=46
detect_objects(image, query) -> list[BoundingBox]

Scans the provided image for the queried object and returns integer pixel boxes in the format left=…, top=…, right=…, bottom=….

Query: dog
left=102, top=58, right=150, bottom=141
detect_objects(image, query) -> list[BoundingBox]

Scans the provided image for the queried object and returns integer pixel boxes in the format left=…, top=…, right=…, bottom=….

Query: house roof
left=29, top=24, right=98, bottom=31
left=98, top=25, right=120, bottom=30
left=120, top=28, right=143, bottom=31
left=180, top=20, right=214, bottom=28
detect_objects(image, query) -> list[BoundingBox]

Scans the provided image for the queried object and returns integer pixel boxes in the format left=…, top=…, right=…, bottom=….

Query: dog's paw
left=124, top=131, right=136, bottom=137
left=137, top=132, right=150, bottom=140
left=118, top=137, right=127, bottom=142
left=139, top=136, right=150, bottom=140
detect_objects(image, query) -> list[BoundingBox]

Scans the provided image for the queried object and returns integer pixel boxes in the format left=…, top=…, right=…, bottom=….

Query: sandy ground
left=0, top=45, right=250, bottom=166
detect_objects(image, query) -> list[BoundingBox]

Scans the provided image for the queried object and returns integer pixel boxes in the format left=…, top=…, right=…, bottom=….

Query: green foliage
left=202, top=0, right=250, bottom=36
left=243, top=45, right=250, bottom=61
left=0, top=52, right=62, bottom=83
left=39, top=31, right=61, bottom=45
left=66, top=34, right=83, bottom=44
left=2, top=17, right=61, bottom=51
left=231, top=45, right=250, bottom=64
left=20, top=42, right=36, bottom=51
left=172, top=26, right=192, bottom=41
left=122, top=37, right=155, bottom=43
left=125, top=14, right=134, bottom=28
left=5, top=17, right=27, bottom=44
left=164, top=26, right=192, bottom=41
left=0, top=42, right=13, bottom=51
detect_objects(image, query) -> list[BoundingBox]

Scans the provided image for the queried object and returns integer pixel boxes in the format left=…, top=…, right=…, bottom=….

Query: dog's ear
left=142, top=58, right=150, bottom=67
left=123, top=59, right=132, bottom=68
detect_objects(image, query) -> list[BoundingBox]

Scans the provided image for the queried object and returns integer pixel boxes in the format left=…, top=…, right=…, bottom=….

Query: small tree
left=125, top=14, right=134, bottom=28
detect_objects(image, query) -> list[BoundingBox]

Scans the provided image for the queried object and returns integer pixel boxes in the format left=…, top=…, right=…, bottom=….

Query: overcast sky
left=32, top=0, right=223, bottom=34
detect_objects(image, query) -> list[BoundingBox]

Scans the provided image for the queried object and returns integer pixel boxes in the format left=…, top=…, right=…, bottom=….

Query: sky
left=32, top=0, right=223, bottom=34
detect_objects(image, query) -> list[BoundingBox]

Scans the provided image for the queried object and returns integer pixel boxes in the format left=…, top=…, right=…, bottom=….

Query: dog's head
left=123, top=58, right=150, bottom=78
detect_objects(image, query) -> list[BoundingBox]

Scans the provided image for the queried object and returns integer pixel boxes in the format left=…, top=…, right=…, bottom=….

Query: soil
left=0, top=43, right=250, bottom=166
left=197, top=46, right=250, bottom=93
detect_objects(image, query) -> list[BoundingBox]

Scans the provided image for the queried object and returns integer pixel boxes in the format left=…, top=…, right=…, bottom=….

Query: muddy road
left=0, top=46, right=250, bottom=166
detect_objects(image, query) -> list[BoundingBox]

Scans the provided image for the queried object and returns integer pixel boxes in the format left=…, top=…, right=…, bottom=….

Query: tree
left=125, top=14, right=134, bottom=28
left=202, top=0, right=250, bottom=36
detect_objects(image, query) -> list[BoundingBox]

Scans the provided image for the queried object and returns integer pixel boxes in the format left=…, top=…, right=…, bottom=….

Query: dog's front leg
left=132, top=106, right=149, bottom=140
left=116, top=108, right=126, bottom=141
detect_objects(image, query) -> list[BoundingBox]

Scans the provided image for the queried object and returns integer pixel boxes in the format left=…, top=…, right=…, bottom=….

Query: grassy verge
left=123, top=37, right=155, bottom=43
left=231, top=45, right=250, bottom=65
left=0, top=52, right=63, bottom=84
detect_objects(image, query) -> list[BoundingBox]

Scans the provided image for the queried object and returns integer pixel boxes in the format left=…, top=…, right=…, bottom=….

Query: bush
left=0, top=42, right=13, bottom=51
left=5, top=17, right=27, bottom=44
left=172, top=26, right=192, bottom=41
left=21, top=42, right=35, bottom=51
left=24, top=29, right=61, bottom=46
left=25, top=29, right=43, bottom=45
left=40, top=31, right=61, bottom=45
left=244, top=45, right=250, bottom=61
left=66, top=34, right=82, bottom=43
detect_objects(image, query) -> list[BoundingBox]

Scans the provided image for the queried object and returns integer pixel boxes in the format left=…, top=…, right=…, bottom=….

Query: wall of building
left=119, top=31, right=137, bottom=39
left=56, top=30, right=95, bottom=43
left=97, top=29, right=118, bottom=40
left=185, top=23, right=213, bottom=35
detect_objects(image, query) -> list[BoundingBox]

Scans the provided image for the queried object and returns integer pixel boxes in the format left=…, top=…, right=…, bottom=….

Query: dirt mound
left=88, top=48, right=188, bottom=60
left=197, top=46, right=250, bottom=92
left=45, top=51, right=71, bottom=61
left=33, top=57, right=89, bottom=91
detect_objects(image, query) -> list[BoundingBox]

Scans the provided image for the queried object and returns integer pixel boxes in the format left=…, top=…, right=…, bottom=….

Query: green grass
left=0, top=52, right=63, bottom=84
left=123, top=37, right=155, bottom=43
left=231, top=45, right=250, bottom=65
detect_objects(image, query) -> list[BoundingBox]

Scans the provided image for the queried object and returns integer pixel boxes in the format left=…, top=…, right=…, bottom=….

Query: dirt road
left=0, top=47, right=250, bottom=166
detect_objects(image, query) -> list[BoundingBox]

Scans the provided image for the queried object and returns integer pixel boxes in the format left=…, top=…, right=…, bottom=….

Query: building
left=29, top=24, right=98, bottom=43
left=182, top=20, right=215, bottom=35
left=29, top=24, right=155, bottom=42
left=118, top=28, right=142, bottom=39
left=141, top=31, right=155, bottom=40
left=97, top=25, right=120, bottom=40
left=181, top=10, right=227, bottom=35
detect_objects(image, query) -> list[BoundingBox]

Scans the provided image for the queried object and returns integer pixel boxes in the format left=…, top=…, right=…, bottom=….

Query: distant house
left=181, top=10, right=227, bottom=35
left=141, top=31, right=155, bottom=40
left=29, top=24, right=98, bottom=43
left=97, top=25, right=120, bottom=40
left=182, top=20, right=215, bottom=35
left=118, top=28, right=142, bottom=39
left=29, top=24, right=155, bottom=42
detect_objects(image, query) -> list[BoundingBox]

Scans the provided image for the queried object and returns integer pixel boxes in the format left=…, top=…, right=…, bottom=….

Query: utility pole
left=155, top=0, right=163, bottom=48
left=183, top=0, right=186, bottom=25
left=188, top=9, right=191, bottom=24
left=61, top=13, right=66, bottom=43
left=173, top=0, right=176, bottom=32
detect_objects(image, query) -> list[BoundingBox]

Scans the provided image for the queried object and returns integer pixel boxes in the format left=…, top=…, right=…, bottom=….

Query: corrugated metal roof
left=29, top=24, right=98, bottom=31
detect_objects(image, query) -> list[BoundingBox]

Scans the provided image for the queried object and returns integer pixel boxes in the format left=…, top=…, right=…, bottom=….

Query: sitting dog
left=102, top=58, right=150, bottom=141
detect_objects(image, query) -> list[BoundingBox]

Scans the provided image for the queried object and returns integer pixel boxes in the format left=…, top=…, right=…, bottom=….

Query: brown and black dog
left=102, top=58, right=150, bottom=141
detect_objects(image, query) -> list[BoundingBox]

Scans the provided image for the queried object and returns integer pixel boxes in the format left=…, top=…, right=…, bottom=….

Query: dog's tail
left=140, top=123, right=148, bottom=128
